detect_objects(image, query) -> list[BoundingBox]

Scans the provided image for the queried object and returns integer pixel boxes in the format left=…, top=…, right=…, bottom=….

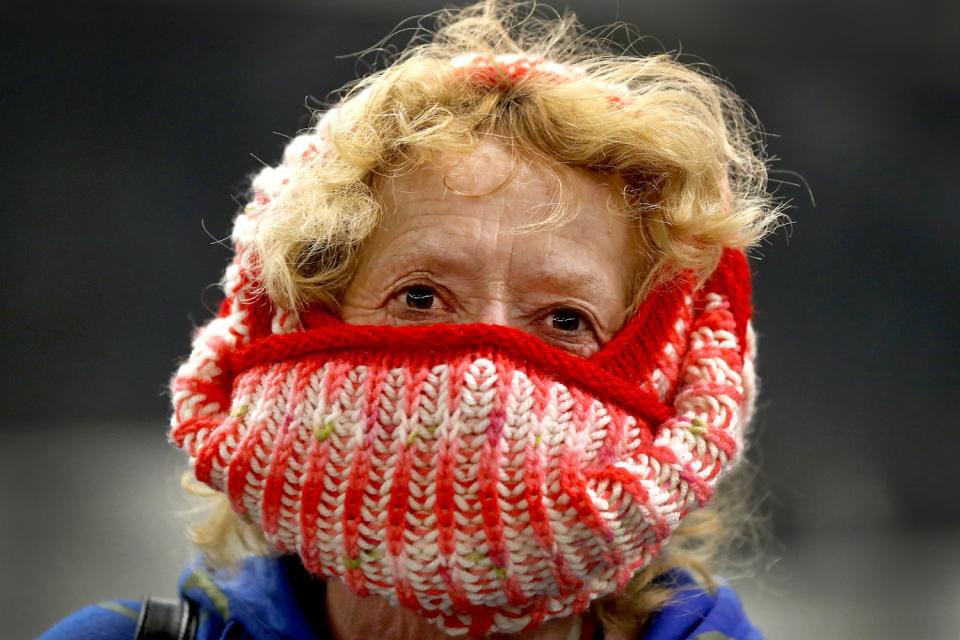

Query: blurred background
left=3, top=0, right=958, bottom=637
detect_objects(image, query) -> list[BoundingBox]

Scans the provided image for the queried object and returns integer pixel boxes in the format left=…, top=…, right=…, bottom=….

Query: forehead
left=388, top=140, right=619, bottom=199
left=358, top=139, right=640, bottom=305
left=375, top=140, right=631, bottom=241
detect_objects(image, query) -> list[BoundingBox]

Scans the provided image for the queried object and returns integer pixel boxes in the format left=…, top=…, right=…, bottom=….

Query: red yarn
left=169, top=247, right=756, bottom=637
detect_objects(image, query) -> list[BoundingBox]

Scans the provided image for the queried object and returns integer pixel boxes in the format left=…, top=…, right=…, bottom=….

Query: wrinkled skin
left=341, top=139, right=641, bottom=357
left=330, top=139, right=641, bottom=639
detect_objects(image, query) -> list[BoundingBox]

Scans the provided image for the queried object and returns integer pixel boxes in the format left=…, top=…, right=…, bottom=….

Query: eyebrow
left=383, top=242, right=612, bottom=301
left=511, top=265, right=603, bottom=299
left=370, top=238, right=482, bottom=282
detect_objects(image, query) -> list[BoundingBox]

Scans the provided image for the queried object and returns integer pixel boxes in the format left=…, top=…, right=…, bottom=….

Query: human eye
left=548, top=307, right=585, bottom=332
left=402, top=284, right=440, bottom=310
left=385, top=280, right=452, bottom=323
left=539, top=306, right=601, bottom=356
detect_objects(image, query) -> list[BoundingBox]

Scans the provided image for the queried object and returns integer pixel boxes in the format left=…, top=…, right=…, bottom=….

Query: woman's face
left=340, top=139, right=641, bottom=357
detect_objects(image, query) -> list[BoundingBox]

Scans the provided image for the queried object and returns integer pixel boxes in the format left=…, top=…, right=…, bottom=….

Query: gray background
left=3, top=0, right=958, bottom=638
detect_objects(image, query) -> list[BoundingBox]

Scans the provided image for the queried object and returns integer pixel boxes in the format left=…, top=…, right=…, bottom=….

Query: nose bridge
left=474, top=297, right=512, bottom=327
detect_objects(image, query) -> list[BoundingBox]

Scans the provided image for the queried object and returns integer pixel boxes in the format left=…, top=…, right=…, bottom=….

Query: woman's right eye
left=386, top=282, right=450, bottom=323
left=402, top=285, right=438, bottom=310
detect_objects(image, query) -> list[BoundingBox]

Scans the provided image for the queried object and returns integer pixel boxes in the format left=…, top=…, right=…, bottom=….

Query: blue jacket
left=38, top=555, right=763, bottom=639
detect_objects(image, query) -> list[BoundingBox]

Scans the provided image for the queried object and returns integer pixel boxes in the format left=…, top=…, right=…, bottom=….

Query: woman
left=41, top=1, right=780, bottom=638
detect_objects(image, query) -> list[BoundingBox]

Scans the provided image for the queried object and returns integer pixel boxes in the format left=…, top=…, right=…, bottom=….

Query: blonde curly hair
left=252, top=0, right=781, bottom=313
left=183, top=0, right=779, bottom=635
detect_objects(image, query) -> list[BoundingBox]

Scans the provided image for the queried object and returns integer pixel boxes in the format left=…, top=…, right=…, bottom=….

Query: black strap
left=134, top=597, right=198, bottom=640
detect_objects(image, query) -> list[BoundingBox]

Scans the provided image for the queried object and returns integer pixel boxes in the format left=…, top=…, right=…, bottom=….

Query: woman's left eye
left=549, top=308, right=584, bottom=332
